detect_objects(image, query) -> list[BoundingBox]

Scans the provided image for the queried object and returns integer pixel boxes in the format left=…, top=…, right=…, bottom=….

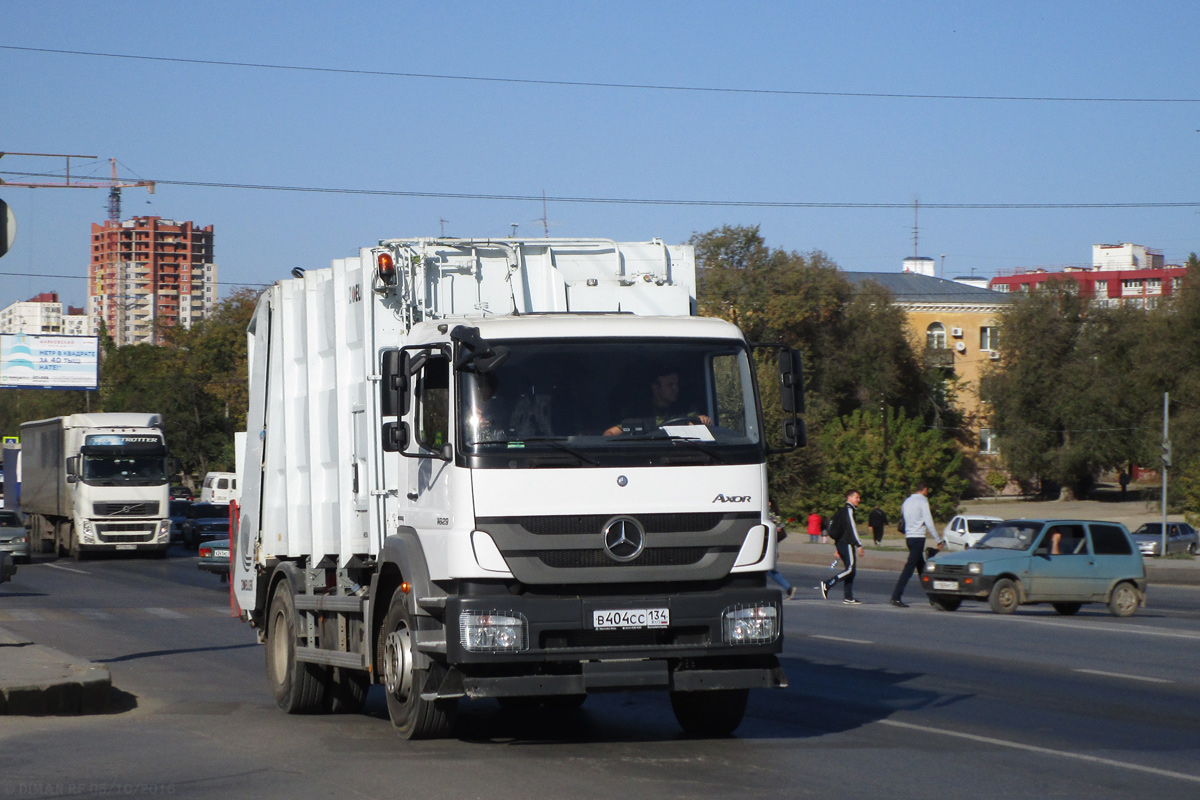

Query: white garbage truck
left=235, top=237, right=805, bottom=738
left=21, top=413, right=173, bottom=559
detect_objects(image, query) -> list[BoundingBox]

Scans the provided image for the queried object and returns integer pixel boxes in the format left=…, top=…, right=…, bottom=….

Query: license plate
left=114, top=544, right=137, bottom=551
left=214, top=549, right=230, bottom=559
left=932, top=580, right=959, bottom=591
left=592, top=608, right=669, bottom=629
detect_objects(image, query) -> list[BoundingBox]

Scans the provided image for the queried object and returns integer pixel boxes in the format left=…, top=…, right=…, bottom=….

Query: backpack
left=897, top=513, right=906, bottom=534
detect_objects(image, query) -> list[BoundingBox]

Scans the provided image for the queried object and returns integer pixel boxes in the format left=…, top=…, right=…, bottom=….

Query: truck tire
left=323, top=667, right=369, bottom=714
left=266, top=583, right=327, bottom=713
left=68, top=525, right=89, bottom=562
left=381, top=590, right=456, bottom=739
left=669, top=688, right=749, bottom=737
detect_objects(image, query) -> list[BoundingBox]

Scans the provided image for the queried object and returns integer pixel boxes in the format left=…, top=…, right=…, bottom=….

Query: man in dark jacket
left=868, top=506, right=887, bottom=545
left=820, top=489, right=863, bottom=604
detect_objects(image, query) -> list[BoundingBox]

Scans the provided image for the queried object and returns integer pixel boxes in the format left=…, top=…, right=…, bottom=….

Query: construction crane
left=0, top=152, right=155, bottom=220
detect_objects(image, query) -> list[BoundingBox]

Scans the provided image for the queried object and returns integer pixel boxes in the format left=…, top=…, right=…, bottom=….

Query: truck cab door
left=404, top=351, right=455, bottom=534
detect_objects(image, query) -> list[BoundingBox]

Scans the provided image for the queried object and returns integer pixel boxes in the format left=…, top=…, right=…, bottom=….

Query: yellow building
left=847, top=270, right=1013, bottom=487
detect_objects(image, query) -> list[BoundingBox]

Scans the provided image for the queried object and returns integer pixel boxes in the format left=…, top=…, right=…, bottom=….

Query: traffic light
left=1162, top=440, right=1173, bottom=469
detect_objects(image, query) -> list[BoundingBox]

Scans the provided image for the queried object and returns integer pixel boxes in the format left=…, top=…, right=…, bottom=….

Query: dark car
left=167, top=499, right=192, bottom=544
left=921, top=519, right=1146, bottom=617
left=169, top=485, right=194, bottom=501
left=198, top=536, right=231, bottom=581
left=180, top=503, right=231, bottom=549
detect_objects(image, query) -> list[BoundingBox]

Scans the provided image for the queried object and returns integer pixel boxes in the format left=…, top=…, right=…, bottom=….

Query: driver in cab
left=604, top=368, right=712, bottom=436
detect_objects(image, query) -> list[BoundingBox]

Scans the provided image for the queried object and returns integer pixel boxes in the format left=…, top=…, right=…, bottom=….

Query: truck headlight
left=722, top=604, right=778, bottom=645
left=157, top=519, right=172, bottom=539
left=80, top=521, right=96, bottom=542
left=459, top=611, right=528, bottom=653
left=968, top=563, right=983, bottom=575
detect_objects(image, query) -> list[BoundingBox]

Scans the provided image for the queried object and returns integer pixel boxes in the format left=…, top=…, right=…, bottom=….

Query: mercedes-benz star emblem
left=616, top=475, right=628, bottom=487
left=602, top=516, right=645, bottom=562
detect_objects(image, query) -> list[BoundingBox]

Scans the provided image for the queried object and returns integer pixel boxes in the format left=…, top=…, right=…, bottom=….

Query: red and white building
left=89, top=216, right=217, bottom=345
left=989, top=243, right=1187, bottom=308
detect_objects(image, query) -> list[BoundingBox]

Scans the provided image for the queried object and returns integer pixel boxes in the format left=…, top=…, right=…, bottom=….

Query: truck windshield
left=80, top=456, right=169, bottom=486
left=458, top=338, right=762, bottom=467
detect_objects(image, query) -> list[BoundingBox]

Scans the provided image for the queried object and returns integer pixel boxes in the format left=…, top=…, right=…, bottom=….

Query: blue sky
left=2, top=1, right=1199, bottom=309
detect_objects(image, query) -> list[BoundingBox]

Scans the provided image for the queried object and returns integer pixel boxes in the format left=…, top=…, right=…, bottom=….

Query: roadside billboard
left=0, top=334, right=100, bottom=390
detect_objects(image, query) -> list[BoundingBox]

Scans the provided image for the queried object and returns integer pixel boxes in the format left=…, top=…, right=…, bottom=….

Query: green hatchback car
left=920, top=519, right=1146, bottom=617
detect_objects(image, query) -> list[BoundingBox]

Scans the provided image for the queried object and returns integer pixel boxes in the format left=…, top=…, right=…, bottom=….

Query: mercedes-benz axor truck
left=235, top=237, right=805, bottom=738
left=21, top=413, right=172, bottom=558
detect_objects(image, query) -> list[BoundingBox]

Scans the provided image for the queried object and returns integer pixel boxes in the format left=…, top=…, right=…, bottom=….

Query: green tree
left=692, top=224, right=950, bottom=517
left=814, top=407, right=964, bottom=523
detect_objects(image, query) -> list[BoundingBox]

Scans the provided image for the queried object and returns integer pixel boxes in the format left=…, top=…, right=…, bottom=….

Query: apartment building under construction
left=89, top=216, right=217, bottom=345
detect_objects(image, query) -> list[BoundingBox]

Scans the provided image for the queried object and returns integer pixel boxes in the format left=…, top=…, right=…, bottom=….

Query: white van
left=200, top=472, right=238, bottom=505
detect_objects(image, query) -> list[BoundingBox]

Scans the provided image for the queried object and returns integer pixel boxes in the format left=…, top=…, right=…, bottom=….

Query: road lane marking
left=1074, top=668, right=1173, bottom=684
left=811, top=634, right=874, bottom=645
left=45, top=563, right=90, bottom=575
left=144, top=607, right=188, bottom=619
left=1, top=610, right=41, bottom=622
left=1009, top=618, right=1200, bottom=641
left=879, top=719, right=1200, bottom=785
left=74, top=609, right=114, bottom=620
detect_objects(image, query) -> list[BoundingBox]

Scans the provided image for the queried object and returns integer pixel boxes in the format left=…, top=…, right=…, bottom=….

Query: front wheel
left=669, top=689, right=748, bottom=737
left=381, top=590, right=456, bottom=739
left=1108, top=583, right=1139, bottom=618
left=988, top=578, right=1020, bottom=615
left=929, top=594, right=962, bottom=612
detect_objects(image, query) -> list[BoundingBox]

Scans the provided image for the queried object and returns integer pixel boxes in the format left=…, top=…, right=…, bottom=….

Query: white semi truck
left=235, top=237, right=805, bottom=738
left=21, top=413, right=173, bottom=559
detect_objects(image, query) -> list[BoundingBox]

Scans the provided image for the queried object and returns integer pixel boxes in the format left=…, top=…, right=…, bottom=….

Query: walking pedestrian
left=890, top=480, right=945, bottom=607
left=768, top=500, right=796, bottom=599
left=868, top=506, right=887, bottom=545
left=807, top=511, right=822, bottom=544
left=819, top=490, right=864, bottom=604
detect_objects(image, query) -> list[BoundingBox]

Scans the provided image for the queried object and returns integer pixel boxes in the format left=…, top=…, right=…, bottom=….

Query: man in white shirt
left=890, top=480, right=945, bottom=607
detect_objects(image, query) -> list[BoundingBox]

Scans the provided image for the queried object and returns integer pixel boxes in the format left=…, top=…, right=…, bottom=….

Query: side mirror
left=778, top=348, right=806, bottom=448
left=381, top=421, right=409, bottom=453
left=778, top=349, right=805, bottom=415
left=380, top=350, right=410, bottom=417
left=66, top=456, right=79, bottom=477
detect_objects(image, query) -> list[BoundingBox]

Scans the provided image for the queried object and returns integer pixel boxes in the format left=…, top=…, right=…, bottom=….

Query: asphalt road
left=2, top=553, right=1199, bottom=799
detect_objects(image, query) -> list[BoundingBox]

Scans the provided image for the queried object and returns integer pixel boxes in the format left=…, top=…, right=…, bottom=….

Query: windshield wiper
left=480, top=437, right=601, bottom=466
left=620, top=431, right=729, bottom=464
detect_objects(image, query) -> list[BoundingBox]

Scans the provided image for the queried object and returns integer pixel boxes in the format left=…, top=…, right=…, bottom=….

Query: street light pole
left=1161, top=392, right=1169, bottom=557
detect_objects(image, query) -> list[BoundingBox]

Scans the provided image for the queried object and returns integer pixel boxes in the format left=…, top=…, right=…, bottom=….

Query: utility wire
left=3, top=170, right=1198, bottom=210
left=3, top=44, right=1199, bottom=104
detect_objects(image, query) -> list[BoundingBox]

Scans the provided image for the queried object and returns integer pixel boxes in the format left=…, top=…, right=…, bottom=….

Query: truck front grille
left=514, top=513, right=727, bottom=536
left=97, top=522, right=157, bottom=543
left=93, top=502, right=160, bottom=517
left=540, top=626, right=710, bottom=650
left=535, top=547, right=709, bottom=569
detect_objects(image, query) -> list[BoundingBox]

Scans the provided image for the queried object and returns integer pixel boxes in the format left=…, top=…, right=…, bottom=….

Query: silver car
left=1130, top=522, right=1198, bottom=557
left=0, top=509, right=31, bottom=563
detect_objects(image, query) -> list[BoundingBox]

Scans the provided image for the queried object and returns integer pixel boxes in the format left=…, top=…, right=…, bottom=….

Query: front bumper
left=0, top=540, right=31, bottom=560
left=439, top=583, right=787, bottom=698
left=920, top=572, right=994, bottom=598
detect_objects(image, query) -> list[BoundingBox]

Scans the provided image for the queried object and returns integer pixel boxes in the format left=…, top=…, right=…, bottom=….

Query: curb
left=0, top=627, right=111, bottom=715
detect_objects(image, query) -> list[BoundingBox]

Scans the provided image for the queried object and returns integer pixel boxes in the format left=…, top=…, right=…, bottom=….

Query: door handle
left=407, top=492, right=418, bottom=501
